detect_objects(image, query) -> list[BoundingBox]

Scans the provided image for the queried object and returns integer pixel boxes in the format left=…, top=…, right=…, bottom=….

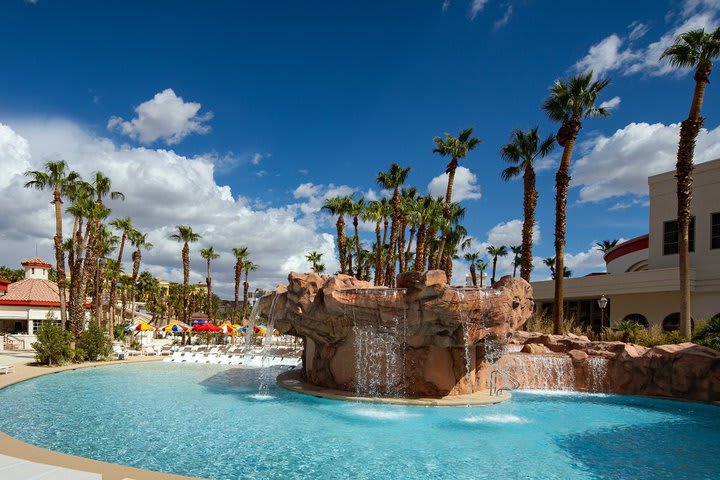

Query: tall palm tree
left=200, top=246, right=220, bottom=322
left=500, top=127, right=555, bottom=282
left=23, top=160, right=80, bottom=329
left=543, top=257, right=557, bottom=279
left=231, top=246, right=249, bottom=323
left=129, top=231, right=152, bottom=323
left=432, top=128, right=481, bottom=263
left=475, top=260, right=488, bottom=287
left=169, top=226, right=201, bottom=323
left=487, top=245, right=508, bottom=285
left=348, top=196, right=365, bottom=279
left=413, top=196, right=441, bottom=272
left=595, top=239, right=619, bottom=253
left=661, top=27, right=720, bottom=339
left=241, top=260, right=258, bottom=320
left=464, top=251, right=481, bottom=286
left=543, top=71, right=610, bottom=334
left=321, top=196, right=353, bottom=274
left=305, top=251, right=323, bottom=272
left=397, top=187, right=418, bottom=273
left=376, top=163, right=411, bottom=286
left=510, top=245, right=522, bottom=277
left=362, top=200, right=385, bottom=285
left=108, top=217, right=135, bottom=329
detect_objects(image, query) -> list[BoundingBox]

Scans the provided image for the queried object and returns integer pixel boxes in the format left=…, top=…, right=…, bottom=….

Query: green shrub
left=694, top=317, right=720, bottom=351
left=73, top=347, right=87, bottom=362
left=113, top=324, right=126, bottom=341
left=77, top=322, right=112, bottom=361
left=612, top=320, right=645, bottom=343
left=32, top=321, right=73, bottom=366
left=634, top=325, right=687, bottom=347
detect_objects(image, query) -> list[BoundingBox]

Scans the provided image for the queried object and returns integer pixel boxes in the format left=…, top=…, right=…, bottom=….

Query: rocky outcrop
left=256, top=271, right=534, bottom=396
left=505, top=332, right=720, bottom=402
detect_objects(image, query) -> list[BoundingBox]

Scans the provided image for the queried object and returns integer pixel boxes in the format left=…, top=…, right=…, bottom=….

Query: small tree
left=77, top=321, right=112, bottom=361
left=32, top=315, right=73, bottom=366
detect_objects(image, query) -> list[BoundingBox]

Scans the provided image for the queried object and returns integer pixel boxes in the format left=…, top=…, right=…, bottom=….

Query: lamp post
left=597, top=294, right=608, bottom=333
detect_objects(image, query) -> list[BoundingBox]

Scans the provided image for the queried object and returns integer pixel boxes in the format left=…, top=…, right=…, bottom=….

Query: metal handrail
left=489, top=369, right=521, bottom=396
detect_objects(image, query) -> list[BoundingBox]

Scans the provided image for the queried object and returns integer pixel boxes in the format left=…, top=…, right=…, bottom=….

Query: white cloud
left=469, top=0, right=489, bottom=20
left=251, top=153, right=268, bottom=165
left=0, top=118, right=338, bottom=297
left=107, top=88, right=212, bottom=145
left=427, top=166, right=482, bottom=201
left=628, top=21, right=649, bottom=41
left=493, top=5, right=513, bottom=30
left=572, top=122, right=720, bottom=202
left=599, top=96, right=621, bottom=110
left=574, top=34, right=637, bottom=76
left=442, top=0, right=451, bottom=12
left=563, top=244, right=608, bottom=273
left=487, top=219, right=540, bottom=247
left=293, top=183, right=323, bottom=199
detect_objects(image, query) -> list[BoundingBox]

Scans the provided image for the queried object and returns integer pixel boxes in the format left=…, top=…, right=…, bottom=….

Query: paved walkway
left=0, top=352, right=200, bottom=480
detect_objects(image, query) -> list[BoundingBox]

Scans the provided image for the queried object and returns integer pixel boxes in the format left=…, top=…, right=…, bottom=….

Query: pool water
left=0, top=363, right=718, bottom=480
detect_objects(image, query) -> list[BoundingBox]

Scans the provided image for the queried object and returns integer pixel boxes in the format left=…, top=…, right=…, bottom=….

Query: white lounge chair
left=0, top=365, right=15, bottom=374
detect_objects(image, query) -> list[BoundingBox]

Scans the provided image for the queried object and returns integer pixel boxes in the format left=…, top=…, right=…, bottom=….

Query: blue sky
left=1, top=0, right=719, bottom=295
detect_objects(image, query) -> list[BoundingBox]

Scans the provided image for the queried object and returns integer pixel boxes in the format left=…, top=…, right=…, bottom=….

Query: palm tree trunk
left=130, top=250, right=140, bottom=323
left=374, top=222, right=382, bottom=285
left=397, top=220, right=407, bottom=273
left=436, top=233, right=447, bottom=271
left=242, top=272, right=250, bottom=320
left=206, top=259, right=213, bottom=322
left=182, top=242, right=190, bottom=324
left=520, top=166, right=537, bottom=282
left=336, top=216, right=347, bottom=274
left=443, top=252, right=452, bottom=282
left=552, top=126, right=578, bottom=335
left=52, top=190, right=68, bottom=330
left=353, top=216, right=362, bottom=280
left=470, top=263, right=477, bottom=286
left=404, top=225, right=416, bottom=272
left=233, top=262, right=240, bottom=323
left=385, top=192, right=400, bottom=286
left=109, top=233, right=126, bottom=334
left=676, top=67, right=709, bottom=339
left=414, top=225, right=427, bottom=272
left=512, top=261, right=518, bottom=278
left=491, top=256, right=498, bottom=285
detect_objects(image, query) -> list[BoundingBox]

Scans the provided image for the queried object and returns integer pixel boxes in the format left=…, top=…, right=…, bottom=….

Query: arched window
left=662, top=312, right=694, bottom=332
left=622, top=313, right=648, bottom=327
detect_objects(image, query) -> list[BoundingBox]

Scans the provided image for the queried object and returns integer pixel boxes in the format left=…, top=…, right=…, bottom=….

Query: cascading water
left=243, top=299, right=263, bottom=364
left=510, top=355, right=576, bottom=390
left=588, top=356, right=609, bottom=392
left=452, top=289, right=474, bottom=405
left=351, top=288, right=406, bottom=398
left=256, top=294, right=279, bottom=394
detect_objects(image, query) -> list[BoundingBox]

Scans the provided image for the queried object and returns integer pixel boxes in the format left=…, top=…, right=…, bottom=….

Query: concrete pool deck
left=0, top=352, right=200, bottom=480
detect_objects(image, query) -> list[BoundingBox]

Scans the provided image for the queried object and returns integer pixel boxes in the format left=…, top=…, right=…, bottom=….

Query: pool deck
left=277, top=369, right=512, bottom=406
left=0, top=352, right=202, bottom=480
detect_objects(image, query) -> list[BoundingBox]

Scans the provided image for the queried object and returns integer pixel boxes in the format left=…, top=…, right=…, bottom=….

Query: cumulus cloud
left=487, top=219, right=540, bottom=246
left=107, top=88, right=212, bottom=145
left=599, top=96, right=621, bottom=110
left=0, top=118, right=338, bottom=297
left=427, top=166, right=482, bottom=201
left=574, top=1, right=720, bottom=77
left=572, top=122, right=720, bottom=202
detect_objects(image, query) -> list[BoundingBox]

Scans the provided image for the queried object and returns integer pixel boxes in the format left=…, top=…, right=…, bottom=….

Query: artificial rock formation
left=257, top=271, right=534, bottom=396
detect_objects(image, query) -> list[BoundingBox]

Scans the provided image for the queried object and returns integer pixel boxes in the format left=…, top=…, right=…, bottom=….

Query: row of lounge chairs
left=163, top=345, right=302, bottom=367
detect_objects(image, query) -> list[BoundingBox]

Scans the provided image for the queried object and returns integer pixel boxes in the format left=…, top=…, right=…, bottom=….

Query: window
left=32, top=319, right=62, bottom=332
left=712, top=213, right=720, bottom=250
left=622, top=313, right=648, bottom=327
left=663, top=217, right=695, bottom=255
left=662, top=312, right=694, bottom=332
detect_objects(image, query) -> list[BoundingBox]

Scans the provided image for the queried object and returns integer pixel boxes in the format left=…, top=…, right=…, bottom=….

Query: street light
left=597, top=294, right=608, bottom=332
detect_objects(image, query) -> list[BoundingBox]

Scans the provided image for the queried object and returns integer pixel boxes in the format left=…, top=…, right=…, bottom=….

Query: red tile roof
left=0, top=278, right=61, bottom=304
left=20, top=257, right=52, bottom=268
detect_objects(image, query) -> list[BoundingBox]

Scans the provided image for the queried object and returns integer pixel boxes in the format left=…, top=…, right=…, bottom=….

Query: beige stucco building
left=532, top=158, right=720, bottom=332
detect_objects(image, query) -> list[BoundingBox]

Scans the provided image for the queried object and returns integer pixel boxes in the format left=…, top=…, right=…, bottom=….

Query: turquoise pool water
left=0, top=363, right=717, bottom=480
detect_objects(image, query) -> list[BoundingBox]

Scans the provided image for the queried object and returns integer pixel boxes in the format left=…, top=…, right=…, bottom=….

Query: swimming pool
left=0, top=362, right=717, bottom=480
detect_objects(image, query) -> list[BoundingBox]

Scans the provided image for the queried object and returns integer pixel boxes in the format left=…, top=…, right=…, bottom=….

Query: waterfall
left=510, top=355, right=575, bottom=390
left=453, top=290, right=473, bottom=403
left=352, top=289, right=406, bottom=398
left=243, top=298, right=264, bottom=363
left=588, top=356, right=609, bottom=392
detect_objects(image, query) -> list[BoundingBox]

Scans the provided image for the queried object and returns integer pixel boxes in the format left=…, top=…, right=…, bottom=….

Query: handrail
left=489, top=369, right=521, bottom=396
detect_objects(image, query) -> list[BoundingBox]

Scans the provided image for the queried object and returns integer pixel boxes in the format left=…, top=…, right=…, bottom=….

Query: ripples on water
left=0, top=363, right=717, bottom=480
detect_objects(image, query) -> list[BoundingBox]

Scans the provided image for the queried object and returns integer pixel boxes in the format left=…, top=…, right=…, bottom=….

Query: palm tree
left=413, top=196, right=442, bottom=272
left=661, top=27, right=720, bottom=339
left=362, top=200, right=385, bottom=285
left=543, top=71, right=610, bottom=334
left=510, top=245, right=522, bottom=277
left=432, top=128, right=481, bottom=263
left=475, top=260, right=488, bottom=287
left=200, top=246, right=220, bottom=322
left=398, top=187, right=418, bottom=273
left=315, top=263, right=326, bottom=274
left=376, top=163, right=411, bottom=286
left=543, top=257, right=557, bottom=279
left=348, top=196, right=365, bottom=279
left=129, top=231, right=152, bottom=323
left=595, top=239, right=619, bottom=253
left=487, top=245, right=508, bottom=285
left=321, top=196, right=353, bottom=274
left=306, top=251, right=323, bottom=272
left=500, top=127, right=555, bottom=282
left=23, top=160, right=80, bottom=329
left=464, top=251, right=481, bottom=286
left=231, top=246, right=249, bottom=323
left=169, top=226, right=201, bottom=323
left=108, top=217, right=135, bottom=330
left=241, top=260, right=258, bottom=320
